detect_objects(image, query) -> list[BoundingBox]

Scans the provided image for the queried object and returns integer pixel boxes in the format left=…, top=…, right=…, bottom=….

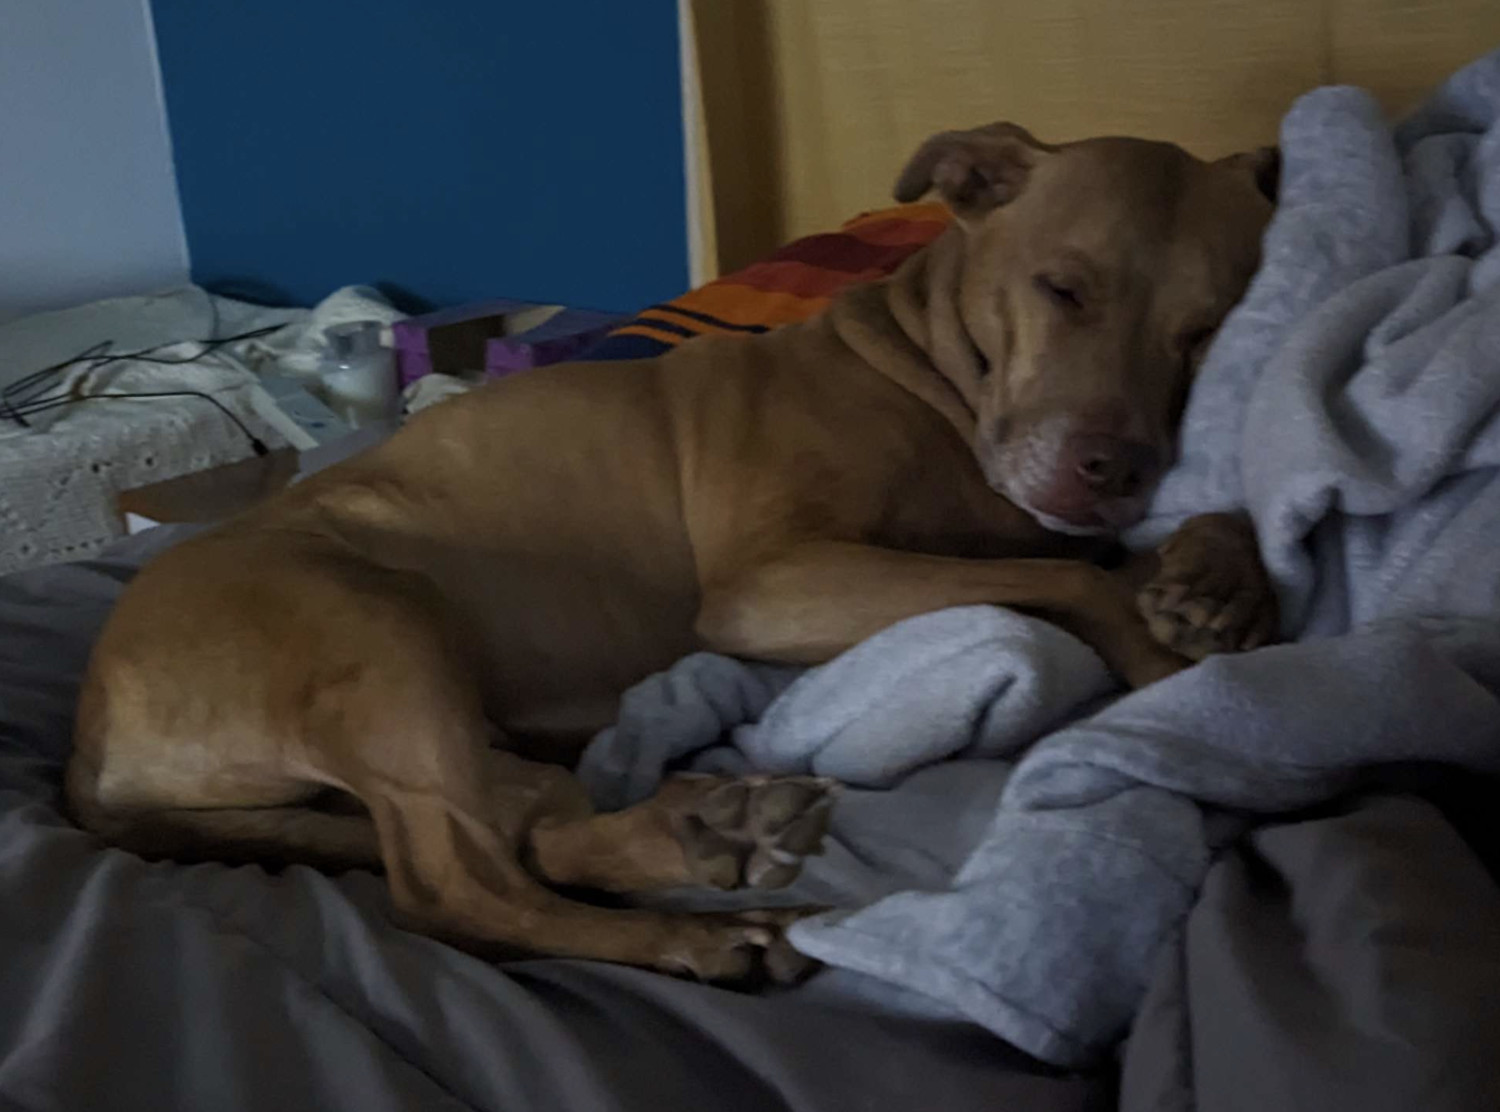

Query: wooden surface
left=693, top=0, right=1500, bottom=270
left=118, top=449, right=298, bottom=526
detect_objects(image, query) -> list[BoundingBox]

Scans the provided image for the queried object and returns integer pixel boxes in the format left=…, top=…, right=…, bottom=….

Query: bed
left=8, top=36, right=1500, bottom=1112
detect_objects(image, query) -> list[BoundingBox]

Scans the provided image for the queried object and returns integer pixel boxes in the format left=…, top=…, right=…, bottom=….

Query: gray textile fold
left=579, top=606, right=1112, bottom=808
left=1119, top=791, right=1500, bottom=1112
left=577, top=47, right=1500, bottom=1067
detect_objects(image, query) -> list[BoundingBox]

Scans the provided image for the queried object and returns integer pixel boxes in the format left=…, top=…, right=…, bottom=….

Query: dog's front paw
left=663, top=775, right=836, bottom=891
left=1137, top=513, right=1278, bottom=661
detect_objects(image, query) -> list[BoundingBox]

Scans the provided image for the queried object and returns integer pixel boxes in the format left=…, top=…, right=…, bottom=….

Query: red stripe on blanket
left=667, top=282, right=831, bottom=328
left=726, top=259, right=887, bottom=300
left=595, top=204, right=954, bottom=353
left=767, top=232, right=935, bottom=274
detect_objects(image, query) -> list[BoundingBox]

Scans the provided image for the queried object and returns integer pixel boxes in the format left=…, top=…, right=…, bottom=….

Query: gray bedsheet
left=8, top=543, right=1500, bottom=1111
left=0, top=530, right=1104, bottom=1112
left=1120, top=789, right=1500, bottom=1112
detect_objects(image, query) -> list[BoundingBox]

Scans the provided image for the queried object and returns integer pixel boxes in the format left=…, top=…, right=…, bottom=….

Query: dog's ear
left=1216, top=146, right=1280, bottom=204
left=893, top=122, right=1054, bottom=219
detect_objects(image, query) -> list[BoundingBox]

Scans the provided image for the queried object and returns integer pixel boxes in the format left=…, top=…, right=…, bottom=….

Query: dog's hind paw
left=657, top=907, right=824, bottom=985
left=665, top=774, right=837, bottom=891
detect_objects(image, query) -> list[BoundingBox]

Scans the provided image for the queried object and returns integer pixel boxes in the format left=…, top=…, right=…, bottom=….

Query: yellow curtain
left=691, top=0, right=1500, bottom=274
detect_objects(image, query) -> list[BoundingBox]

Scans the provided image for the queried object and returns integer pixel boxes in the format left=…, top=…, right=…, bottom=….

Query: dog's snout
left=1005, top=427, right=1164, bottom=532
left=1067, top=434, right=1159, bottom=499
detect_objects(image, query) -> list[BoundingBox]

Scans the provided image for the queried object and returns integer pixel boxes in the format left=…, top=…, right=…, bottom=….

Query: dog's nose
left=1067, top=434, right=1159, bottom=499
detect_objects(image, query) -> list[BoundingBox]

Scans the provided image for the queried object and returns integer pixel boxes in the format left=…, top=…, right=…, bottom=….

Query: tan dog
left=67, top=123, right=1278, bottom=981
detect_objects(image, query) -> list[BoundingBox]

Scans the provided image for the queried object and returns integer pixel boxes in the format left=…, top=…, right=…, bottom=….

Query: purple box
left=390, top=298, right=539, bottom=389
left=484, top=308, right=625, bottom=377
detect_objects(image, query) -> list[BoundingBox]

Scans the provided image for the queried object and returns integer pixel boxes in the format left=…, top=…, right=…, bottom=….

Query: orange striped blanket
left=585, top=203, right=952, bottom=361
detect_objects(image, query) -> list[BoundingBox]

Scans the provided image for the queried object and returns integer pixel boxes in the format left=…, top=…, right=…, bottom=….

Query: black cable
left=1, top=324, right=286, bottom=453
left=10, top=391, right=269, bottom=456
left=3, top=326, right=282, bottom=409
left=4, top=340, right=114, bottom=414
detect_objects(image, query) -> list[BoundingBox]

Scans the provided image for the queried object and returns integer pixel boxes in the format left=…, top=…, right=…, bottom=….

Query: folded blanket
left=577, top=47, right=1500, bottom=1067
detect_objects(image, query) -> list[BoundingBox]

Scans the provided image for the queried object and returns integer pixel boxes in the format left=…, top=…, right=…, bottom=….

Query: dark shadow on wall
left=693, top=0, right=786, bottom=274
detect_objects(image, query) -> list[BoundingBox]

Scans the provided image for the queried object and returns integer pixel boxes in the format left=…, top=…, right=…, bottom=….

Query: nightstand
left=116, top=420, right=396, bottom=533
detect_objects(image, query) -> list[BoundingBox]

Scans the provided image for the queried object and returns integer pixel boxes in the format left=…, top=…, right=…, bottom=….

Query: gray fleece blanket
left=577, top=48, right=1500, bottom=1067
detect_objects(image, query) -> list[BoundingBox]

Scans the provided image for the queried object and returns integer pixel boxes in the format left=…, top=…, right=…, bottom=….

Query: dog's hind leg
left=75, top=547, right=807, bottom=980
left=71, top=799, right=382, bottom=872
left=291, top=573, right=800, bottom=981
left=334, top=742, right=795, bottom=980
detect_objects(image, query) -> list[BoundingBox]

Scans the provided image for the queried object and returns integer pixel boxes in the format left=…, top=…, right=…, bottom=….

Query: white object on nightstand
left=320, top=321, right=399, bottom=427
left=250, top=375, right=354, bottom=450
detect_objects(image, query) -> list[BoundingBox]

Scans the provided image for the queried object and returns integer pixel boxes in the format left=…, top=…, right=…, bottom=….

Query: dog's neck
left=827, top=225, right=985, bottom=443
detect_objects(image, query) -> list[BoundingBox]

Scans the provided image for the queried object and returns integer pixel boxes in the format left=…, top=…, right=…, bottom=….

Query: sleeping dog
left=69, top=122, right=1278, bottom=980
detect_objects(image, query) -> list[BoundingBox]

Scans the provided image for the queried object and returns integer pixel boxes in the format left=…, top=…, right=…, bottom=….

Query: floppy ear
left=1215, top=145, right=1280, bottom=203
left=893, top=121, right=1054, bottom=220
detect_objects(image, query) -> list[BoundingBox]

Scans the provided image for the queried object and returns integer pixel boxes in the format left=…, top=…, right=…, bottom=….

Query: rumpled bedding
left=576, top=45, right=1500, bottom=1084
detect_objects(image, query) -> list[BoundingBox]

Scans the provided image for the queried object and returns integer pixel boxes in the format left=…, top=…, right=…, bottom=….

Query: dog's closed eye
left=1035, top=274, right=1084, bottom=310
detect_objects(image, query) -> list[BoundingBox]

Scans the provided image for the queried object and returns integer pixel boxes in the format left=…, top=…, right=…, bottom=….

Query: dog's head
left=895, top=123, right=1277, bottom=534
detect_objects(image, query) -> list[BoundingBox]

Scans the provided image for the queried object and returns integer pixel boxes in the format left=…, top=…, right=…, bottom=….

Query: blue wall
left=150, top=1, right=687, bottom=313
